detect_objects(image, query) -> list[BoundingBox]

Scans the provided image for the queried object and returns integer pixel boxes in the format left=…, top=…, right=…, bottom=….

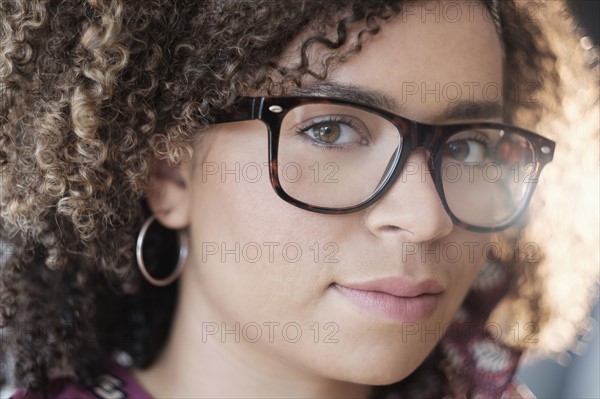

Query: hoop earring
left=136, top=214, right=188, bottom=286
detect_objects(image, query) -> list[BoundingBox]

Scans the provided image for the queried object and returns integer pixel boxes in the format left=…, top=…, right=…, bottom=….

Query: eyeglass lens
left=276, top=103, right=536, bottom=228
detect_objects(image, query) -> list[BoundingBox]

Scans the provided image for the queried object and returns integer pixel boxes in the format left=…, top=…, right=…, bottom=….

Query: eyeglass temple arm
left=212, top=97, right=262, bottom=123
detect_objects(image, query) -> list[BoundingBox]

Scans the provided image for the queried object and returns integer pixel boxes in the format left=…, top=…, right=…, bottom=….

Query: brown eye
left=296, top=115, right=369, bottom=148
left=309, top=123, right=341, bottom=144
left=445, top=141, right=469, bottom=161
left=444, top=140, right=487, bottom=163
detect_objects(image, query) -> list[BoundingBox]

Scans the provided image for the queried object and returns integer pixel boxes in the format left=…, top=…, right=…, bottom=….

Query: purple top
left=9, top=356, right=534, bottom=399
left=11, top=358, right=152, bottom=399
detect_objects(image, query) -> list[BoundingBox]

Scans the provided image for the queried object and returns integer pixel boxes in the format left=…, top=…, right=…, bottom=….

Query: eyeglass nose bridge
left=373, top=120, right=446, bottom=211
left=407, top=121, right=439, bottom=152
left=396, top=121, right=440, bottom=175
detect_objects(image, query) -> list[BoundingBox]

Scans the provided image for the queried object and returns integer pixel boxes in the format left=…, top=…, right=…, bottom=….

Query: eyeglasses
left=214, top=96, right=555, bottom=232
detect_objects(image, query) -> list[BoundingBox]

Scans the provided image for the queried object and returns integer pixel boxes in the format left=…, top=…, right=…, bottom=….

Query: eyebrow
left=443, top=101, right=503, bottom=122
left=289, top=82, right=503, bottom=123
left=290, top=82, right=401, bottom=113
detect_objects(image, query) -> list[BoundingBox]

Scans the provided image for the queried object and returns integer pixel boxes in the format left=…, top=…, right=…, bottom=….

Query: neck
left=132, top=269, right=372, bottom=399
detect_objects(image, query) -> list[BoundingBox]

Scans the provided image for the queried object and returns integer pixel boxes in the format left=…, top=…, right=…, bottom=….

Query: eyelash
left=294, top=116, right=368, bottom=151
left=450, top=131, right=492, bottom=148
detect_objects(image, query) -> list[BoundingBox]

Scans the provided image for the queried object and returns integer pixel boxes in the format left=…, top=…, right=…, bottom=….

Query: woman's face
left=149, top=1, right=502, bottom=386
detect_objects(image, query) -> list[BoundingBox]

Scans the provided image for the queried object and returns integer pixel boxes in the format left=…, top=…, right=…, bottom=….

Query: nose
left=364, top=150, right=453, bottom=242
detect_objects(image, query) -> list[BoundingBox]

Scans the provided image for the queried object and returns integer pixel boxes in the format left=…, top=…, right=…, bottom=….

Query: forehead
left=279, top=0, right=503, bottom=123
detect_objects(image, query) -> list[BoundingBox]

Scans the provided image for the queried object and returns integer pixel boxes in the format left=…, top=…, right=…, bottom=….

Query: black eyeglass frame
left=214, top=96, right=556, bottom=232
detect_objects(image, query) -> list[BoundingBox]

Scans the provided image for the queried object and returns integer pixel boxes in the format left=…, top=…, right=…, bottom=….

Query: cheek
left=186, top=125, right=343, bottom=321
left=435, top=231, right=491, bottom=320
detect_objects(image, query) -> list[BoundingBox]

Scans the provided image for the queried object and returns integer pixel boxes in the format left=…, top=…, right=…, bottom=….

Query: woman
left=0, top=0, right=597, bottom=397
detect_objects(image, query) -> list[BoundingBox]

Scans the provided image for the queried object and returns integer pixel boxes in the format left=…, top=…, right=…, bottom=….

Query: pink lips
left=332, top=277, right=444, bottom=323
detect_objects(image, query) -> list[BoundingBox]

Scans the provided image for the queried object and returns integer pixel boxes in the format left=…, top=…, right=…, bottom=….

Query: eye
left=306, top=122, right=343, bottom=144
left=297, top=116, right=369, bottom=148
left=444, top=136, right=489, bottom=163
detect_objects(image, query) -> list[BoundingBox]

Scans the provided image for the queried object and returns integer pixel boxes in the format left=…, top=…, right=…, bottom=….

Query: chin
left=353, top=371, right=413, bottom=387
left=314, top=355, right=425, bottom=386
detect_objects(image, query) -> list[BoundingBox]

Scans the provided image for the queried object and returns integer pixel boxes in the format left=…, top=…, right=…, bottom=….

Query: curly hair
left=0, top=0, right=598, bottom=394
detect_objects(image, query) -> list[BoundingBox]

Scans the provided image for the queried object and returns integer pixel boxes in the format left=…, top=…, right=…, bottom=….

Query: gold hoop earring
left=136, top=214, right=188, bottom=286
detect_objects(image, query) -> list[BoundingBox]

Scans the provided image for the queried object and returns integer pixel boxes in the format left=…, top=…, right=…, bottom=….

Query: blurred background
left=517, top=302, right=600, bottom=398
left=515, top=1, right=599, bottom=398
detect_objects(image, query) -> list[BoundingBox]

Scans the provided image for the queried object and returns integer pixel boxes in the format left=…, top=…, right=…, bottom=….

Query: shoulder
left=9, top=355, right=152, bottom=399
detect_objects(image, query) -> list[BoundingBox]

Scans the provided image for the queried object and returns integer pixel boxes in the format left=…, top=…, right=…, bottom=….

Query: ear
left=145, top=156, right=193, bottom=230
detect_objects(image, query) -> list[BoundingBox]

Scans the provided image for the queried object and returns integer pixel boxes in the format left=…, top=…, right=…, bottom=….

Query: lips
left=331, top=277, right=444, bottom=323
left=336, top=277, right=444, bottom=297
